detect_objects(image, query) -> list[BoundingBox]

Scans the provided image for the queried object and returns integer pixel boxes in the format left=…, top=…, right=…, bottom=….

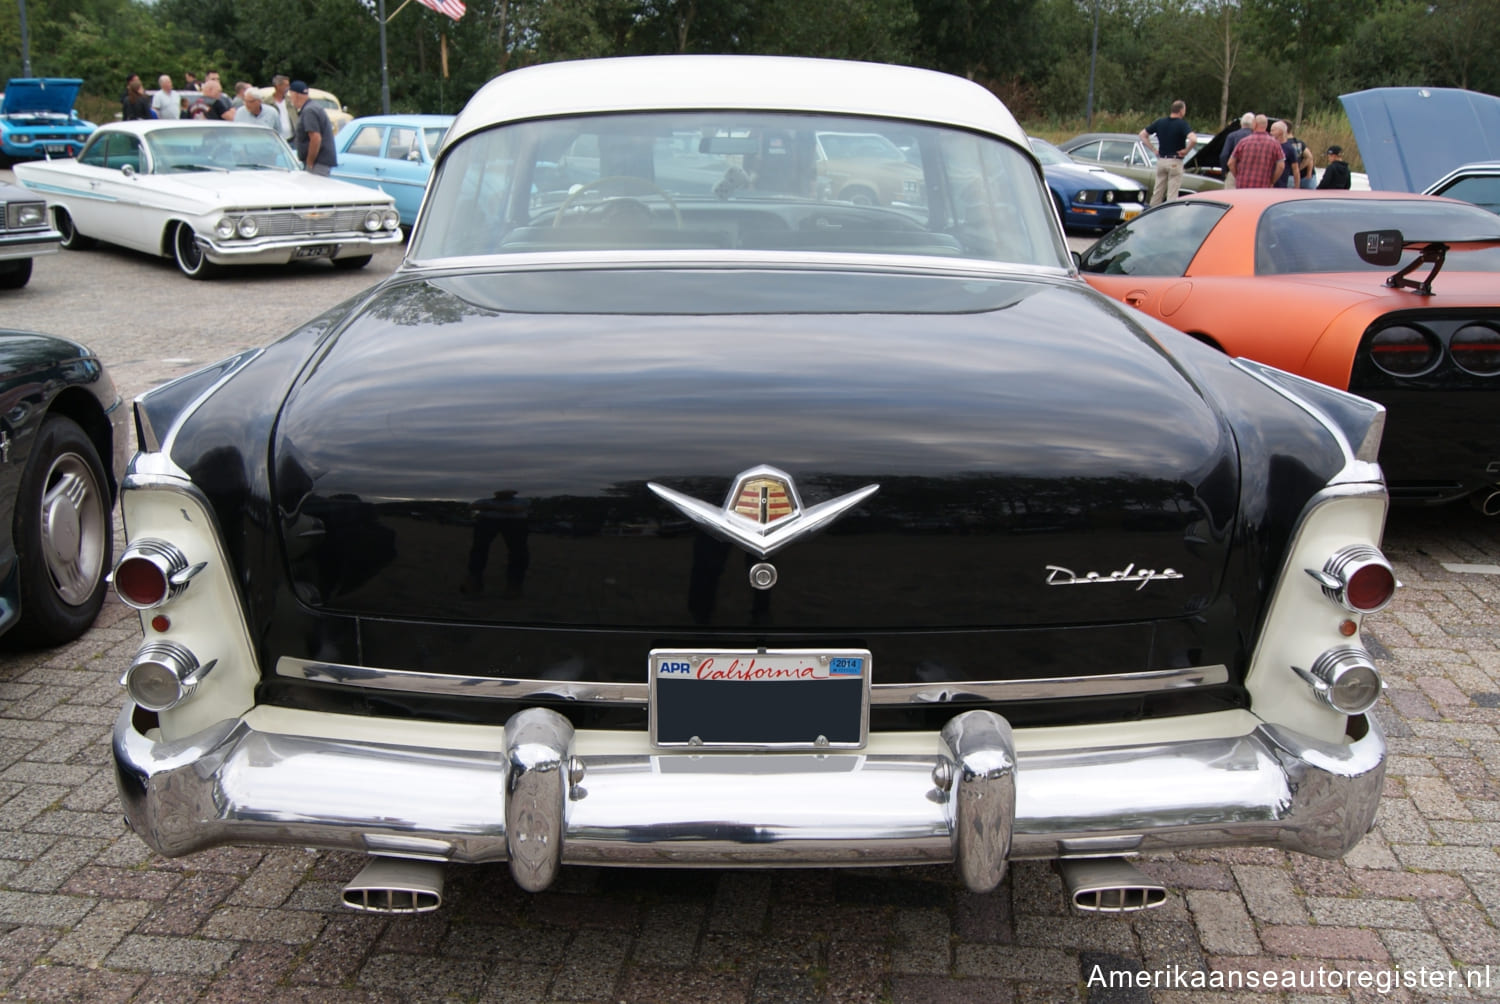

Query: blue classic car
left=330, top=114, right=454, bottom=229
left=1029, top=136, right=1147, bottom=231
left=0, top=78, right=96, bottom=162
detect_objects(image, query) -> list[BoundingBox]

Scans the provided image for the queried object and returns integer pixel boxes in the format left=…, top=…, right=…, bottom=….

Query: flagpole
left=378, top=0, right=391, bottom=114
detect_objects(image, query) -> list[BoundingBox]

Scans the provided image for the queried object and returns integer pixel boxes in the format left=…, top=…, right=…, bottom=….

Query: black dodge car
left=111, top=56, right=1392, bottom=915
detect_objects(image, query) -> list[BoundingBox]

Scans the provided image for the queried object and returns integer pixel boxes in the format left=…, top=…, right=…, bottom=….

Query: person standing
left=1220, top=112, right=1253, bottom=190
left=1317, top=146, right=1352, bottom=190
left=182, top=71, right=200, bottom=92
left=1140, top=100, right=1196, bottom=205
left=267, top=75, right=296, bottom=142
left=1226, top=115, right=1284, bottom=189
left=289, top=80, right=337, bottom=176
left=151, top=75, right=182, bottom=120
left=233, top=89, right=280, bottom=130
left=122, top=79, right=152, bottom=121
left=1270, top=121, right=1299, bottom=188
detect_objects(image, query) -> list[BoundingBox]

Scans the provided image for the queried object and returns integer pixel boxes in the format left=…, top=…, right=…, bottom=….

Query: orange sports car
left=1079, top=189, right=1500, bottom=507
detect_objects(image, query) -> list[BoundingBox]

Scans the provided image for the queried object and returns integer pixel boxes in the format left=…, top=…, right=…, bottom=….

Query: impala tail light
left=112, top=540, right=203, bottom=609
left=1307, top=545, right=1398, bottom=614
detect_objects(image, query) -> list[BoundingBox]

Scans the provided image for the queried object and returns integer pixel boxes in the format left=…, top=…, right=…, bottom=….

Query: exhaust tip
left=342, top=856, right=444, bottom=914
left=1472, top=489, right=1500, bottom=517
left=1058, top=857, right=1167, bottom=914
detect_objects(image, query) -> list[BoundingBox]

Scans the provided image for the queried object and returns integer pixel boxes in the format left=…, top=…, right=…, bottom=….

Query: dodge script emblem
left=648, top=465, right=878, bottom=559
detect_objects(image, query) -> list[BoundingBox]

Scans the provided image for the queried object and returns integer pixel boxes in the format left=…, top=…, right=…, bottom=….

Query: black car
left=110, top=56, right=1392, bottom=915
left=0, top=330, right=126, bottom=645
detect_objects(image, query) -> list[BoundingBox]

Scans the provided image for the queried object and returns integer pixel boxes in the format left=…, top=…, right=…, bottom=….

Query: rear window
left=413, top=110, right=1069, bottom=268
left=1255, top=198, right=1500, bottom=274
left=1078, top=201, right=1228, bottom=276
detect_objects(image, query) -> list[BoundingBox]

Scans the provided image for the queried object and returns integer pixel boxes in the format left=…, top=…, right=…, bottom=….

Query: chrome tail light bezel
left=1294, top=647, right=1384, bottom=715
left=111, top=538, right=204, bottom=610
left=120, top=640, right=217, bottom=712
left=1307, top=544, right=1398, bottom=614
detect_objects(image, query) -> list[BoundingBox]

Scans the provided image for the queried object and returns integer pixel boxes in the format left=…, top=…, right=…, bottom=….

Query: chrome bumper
left=113, top=706, right=1385, bottom=892
left=196, top=229, right=401, bottom=264
left=0, top=230, right=62, bottom=262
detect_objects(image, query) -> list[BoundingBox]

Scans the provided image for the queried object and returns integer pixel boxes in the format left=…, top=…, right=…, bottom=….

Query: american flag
left=416, top=0, right=465, bottom=20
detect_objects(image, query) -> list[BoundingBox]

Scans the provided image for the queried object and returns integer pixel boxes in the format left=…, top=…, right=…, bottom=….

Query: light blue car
left=0, top=78, right=96, bottom=162
left=330, top=114, right=454, bottom=230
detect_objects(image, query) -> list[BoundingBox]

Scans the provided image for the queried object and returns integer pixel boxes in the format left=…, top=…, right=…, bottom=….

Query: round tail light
left=122, top=640, right=213, bottom=711
left=1369, top=325, right=1440, bottom=377
left=1451, top=323, right=1500, bottom=376
left=1308, top=545, right=1397, bottom=614
left=113, top=539, right=199, bottom=610
left=1303, top=647, right=1384, bottom=715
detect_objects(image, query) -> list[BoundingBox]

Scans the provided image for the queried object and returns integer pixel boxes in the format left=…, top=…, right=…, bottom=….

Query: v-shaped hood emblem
left=648, top=465, right=879, bottom=559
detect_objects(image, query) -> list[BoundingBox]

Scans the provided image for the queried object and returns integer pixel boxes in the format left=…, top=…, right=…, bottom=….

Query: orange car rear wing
left=1354, top=228, right=1500, bottom=296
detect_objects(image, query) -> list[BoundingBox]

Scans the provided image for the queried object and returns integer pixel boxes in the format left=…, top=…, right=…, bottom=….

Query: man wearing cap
left=233, top=88, right=280, bottom=130
left=289, top=80, right=338, bottom=176
left=1317, top=146, right=1351, bottom=190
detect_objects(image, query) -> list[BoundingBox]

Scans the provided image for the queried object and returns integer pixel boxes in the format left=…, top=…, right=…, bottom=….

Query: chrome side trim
left=113, top=705, right=1386, bottom=874
left=275, top=659, right=1231, bottom=705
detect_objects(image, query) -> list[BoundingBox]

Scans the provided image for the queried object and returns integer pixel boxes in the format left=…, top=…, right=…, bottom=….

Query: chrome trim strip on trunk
left=112, top=705, right=1386, bottom=875
left=275, top=658, right=1231, bottom=705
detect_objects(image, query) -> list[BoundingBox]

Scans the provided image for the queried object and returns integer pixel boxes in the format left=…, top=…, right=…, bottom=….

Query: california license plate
left=650, top=648, right=870, bottom=750
left=295, top=244, right=334, bottom=259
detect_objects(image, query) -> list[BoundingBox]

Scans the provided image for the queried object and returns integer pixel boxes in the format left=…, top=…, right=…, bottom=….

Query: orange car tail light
left=1368, top=324, right=1440, bottom=376
left=1450, top=323, right=1500, bottom=376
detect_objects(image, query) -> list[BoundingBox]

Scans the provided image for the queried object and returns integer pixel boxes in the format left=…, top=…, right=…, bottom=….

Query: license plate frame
left=294, top=244, right=335, bottom=259
left=650, top=648, right=871, bottom=751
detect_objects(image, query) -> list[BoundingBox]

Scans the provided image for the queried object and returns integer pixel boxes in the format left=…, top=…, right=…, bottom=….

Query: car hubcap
left=40, top=454, right=106, bottom=606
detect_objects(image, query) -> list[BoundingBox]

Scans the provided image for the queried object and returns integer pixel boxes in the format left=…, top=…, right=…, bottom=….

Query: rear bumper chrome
left=113, top=705, right=1385, bottom=892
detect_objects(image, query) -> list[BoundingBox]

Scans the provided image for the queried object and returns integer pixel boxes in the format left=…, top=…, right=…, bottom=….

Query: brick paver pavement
left=0, top=190, right=1497, bottom=1002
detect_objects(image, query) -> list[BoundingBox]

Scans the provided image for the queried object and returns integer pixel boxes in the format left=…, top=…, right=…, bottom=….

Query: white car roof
left=446, top=56, right=1028, bottom=150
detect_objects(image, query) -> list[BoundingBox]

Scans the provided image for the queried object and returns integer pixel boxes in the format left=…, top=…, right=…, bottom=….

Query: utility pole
left=1085, top=0, right=1100, bottom=128
left=378, top=0, right=391, bottom=114
left=19, top=0, right=32, bottom=76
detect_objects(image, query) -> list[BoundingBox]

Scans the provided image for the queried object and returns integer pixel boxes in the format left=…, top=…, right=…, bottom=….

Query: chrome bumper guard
left=113, top=706, right=1385, bottom=893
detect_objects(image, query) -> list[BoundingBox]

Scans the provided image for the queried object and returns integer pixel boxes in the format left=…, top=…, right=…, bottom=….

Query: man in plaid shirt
left=1226, top=115, right=1285, bottom=189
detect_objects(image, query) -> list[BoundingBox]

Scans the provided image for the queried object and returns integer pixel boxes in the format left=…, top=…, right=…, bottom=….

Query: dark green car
left=0, top=330, right=127, bottom=646
left=1060, top=132, right=1225, bottom=196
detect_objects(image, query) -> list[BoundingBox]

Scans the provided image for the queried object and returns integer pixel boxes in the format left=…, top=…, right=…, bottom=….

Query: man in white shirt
left=233, top=89, right=280, bottom=130
left=151, top=75, right=182, bottom=120
left=267, top=75, right=295, bottom=142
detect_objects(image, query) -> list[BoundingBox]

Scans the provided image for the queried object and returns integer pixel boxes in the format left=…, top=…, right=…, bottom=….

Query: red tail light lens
left=1451, top=323, right=1500, bottom=376
left=1345, top=562, right=1397, bottom=612
left=1310, top=545, right=1397, bottom=614
left=112, top=539, right=197, bottom=610
left=1369, top=325, right=1439, bottom=376
left=114, top=556, right=169, bottom=608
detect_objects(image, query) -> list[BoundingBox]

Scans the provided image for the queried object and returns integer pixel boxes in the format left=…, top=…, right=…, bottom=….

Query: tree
left=1242, top=0, right=1361, bottom=131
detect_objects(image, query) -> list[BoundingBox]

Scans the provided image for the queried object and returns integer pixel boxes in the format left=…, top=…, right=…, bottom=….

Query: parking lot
left=1, top=183, right=1498, bottom=1002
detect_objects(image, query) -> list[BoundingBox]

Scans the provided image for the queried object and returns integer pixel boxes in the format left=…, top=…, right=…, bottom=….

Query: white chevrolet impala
left=13, top=120, right=401, bottom=278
